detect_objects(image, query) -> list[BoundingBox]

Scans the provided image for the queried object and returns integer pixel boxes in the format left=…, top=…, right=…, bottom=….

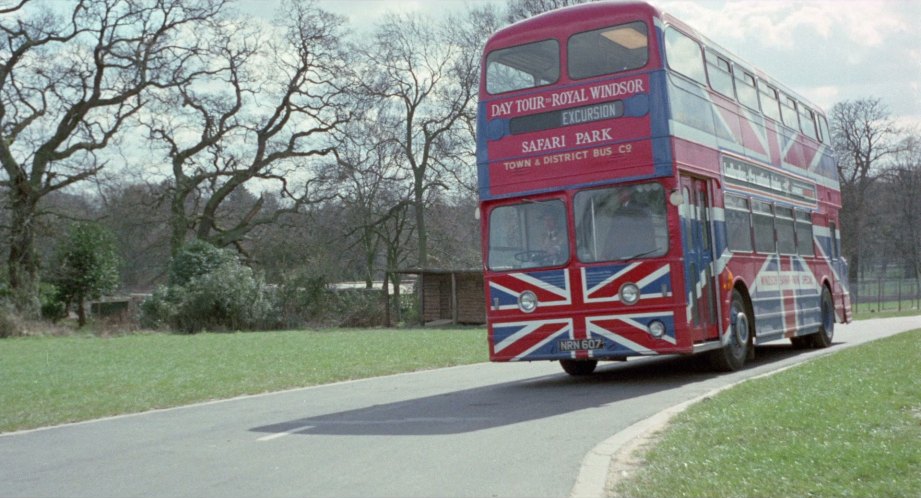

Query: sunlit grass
left=614, top=329, right=921, bottom=498
left=0, top=328, right=487, bottom=433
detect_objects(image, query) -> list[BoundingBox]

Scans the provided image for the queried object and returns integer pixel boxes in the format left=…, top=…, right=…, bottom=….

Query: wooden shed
left=400, top=269, right=486, bottom=325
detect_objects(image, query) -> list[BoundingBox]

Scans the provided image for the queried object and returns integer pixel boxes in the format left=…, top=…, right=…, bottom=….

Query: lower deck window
left=487, top=200, right=568, bottom=270
left=574, top=183, right=667, bottom=262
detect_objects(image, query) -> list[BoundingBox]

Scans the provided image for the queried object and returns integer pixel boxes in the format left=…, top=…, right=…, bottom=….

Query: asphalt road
left=2, top=316, right=919, bottom=498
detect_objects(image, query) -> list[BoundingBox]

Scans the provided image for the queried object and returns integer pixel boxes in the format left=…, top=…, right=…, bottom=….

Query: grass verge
left=612, top=329, right=921, bottom=498
left=0, top=327, right=487, bottom=433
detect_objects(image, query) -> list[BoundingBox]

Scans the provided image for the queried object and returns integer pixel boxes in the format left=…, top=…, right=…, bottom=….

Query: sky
left=247, top=0, right=920, bottom=129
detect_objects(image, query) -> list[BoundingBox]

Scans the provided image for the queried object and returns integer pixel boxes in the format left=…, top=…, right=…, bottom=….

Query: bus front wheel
left=709, top=289, right=751, bottom=372
left=560, top=359, right=597, bottom=376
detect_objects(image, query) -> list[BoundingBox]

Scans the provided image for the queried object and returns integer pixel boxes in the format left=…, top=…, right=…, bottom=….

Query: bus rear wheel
left=810, top=287, right=835, bottom=348
left=709, top=289, right=751, bottom=372
left=560, top=359, right=597, bottom=376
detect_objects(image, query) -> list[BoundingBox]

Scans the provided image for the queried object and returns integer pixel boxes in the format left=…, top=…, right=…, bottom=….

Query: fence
left=849, top=278, right=921, bottom=313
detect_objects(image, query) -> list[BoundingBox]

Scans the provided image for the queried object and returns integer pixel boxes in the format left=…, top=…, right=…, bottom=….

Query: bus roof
left=482, top=1, right=826, bottom=115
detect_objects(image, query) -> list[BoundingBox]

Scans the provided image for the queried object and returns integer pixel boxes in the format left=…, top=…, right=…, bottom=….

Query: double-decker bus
left=476, top=1, right=851, bottom=375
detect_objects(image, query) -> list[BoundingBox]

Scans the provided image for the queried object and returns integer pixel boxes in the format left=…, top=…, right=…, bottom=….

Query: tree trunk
left=7, top=183, right=41, bottom=317
left=382, top=271, right=392, bottom=327
left=77, top=298, right=87, bottom=328
left=414, top=186, right=427, bottom=269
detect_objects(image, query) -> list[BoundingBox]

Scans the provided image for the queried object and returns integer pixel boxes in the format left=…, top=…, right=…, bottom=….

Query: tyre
left=709, top=288, right=751, bottom=372
left=810, top=287, right=835, bottom=348
left=560, top=359, right=597, bottom=376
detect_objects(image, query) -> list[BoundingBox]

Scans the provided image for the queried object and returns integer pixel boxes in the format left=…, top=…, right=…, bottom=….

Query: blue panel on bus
left=649, top=71, right=673, bottom=176
left=476, top=101, right=491, bottom=198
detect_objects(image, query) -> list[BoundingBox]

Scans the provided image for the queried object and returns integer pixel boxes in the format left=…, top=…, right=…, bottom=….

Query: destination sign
left=509, top=100, right=624, bottom=135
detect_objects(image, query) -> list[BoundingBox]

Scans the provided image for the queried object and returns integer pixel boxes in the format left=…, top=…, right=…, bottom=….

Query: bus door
left=679, top=176, right=719, bottom=342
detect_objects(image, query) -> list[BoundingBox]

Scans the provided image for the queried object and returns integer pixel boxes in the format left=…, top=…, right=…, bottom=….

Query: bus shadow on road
left=250, top=343, right=816, bottom=438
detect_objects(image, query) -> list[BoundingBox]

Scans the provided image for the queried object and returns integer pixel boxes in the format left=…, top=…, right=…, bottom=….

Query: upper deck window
left=706, top=51, right=734, bottom=98
left=664, top=28, right=705, bottom=84
left=485, top=39, right=560, bottom=95
left=568, top=21, right=648, bottom=80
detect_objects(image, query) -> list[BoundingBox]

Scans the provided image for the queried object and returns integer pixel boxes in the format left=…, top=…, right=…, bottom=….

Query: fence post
left=898, top=279, right=902, bottom=312
left=877, top=277, right=882, bottom=312
left=853, top=279, right=860, bottom=314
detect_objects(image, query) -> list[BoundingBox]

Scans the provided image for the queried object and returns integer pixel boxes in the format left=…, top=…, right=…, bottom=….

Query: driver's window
left=487, top=200, right=568, bottom=270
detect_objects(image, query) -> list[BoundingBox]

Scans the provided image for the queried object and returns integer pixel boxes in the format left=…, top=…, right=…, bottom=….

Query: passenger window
left=706, top=51, right=734, bottom=98
left=752, top=200, right=775, bottom=253
left=735, top=70, right=759, bottom=110
left=799, top=107, right=819, bottom=140
left=665, top=28, right=705, bottom=84
left=795, top=210, right=814, bottom=256
left=780, top=95, right=799, bottom=130
left=759, top=83, right=781, bottom=122
left=725, top=195, right=753, bottom=252
left=568, top=21, right=649, bottom=79
left=775, top=206, right=796, bottom=254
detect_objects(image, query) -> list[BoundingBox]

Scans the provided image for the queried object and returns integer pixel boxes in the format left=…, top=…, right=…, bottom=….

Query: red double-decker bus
left=476, top=1, right=851, bottom=375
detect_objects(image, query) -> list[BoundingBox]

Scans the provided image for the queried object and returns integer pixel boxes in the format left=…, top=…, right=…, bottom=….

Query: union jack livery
left=477, top=1, right=851, bottom=375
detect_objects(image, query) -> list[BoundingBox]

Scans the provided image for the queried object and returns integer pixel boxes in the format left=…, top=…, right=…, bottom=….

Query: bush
left=0, top=300, right=26, bottom=338
left=39, top=283, right=67, bottom=323
left=270, top=271, right=330, bottom=328
left=172, top=261, right=275, bottom=333
left=168, top=239, right=237, bottom=287
left=141, top=242, right=275, bottom=333
left=328, top=288, right=385, bottom=327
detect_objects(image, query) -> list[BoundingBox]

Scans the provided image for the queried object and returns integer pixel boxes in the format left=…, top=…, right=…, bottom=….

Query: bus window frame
left=705, top=50, right=735, bottom=99
left=664, top=26, right=706, bottom=84
left=566, top=20, right=650, bottom=81
left=795, top=209, right=815, bottom=256
left=799, top=106, right=819, bottom=141
left=752, top=200, right=776, bottom=254
left=780, top=94, right=800, bottom=131
left=759, top=82, right=782, bottom=122
left=725, top=193, right=754, bottom=253
left=484, top=38, right=561, bottom=96
left=734, top=68, right=760, bottom=111
left=775, top=205, right=797, bottom=255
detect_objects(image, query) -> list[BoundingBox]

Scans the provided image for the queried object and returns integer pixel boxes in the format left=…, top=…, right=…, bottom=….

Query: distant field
left=0, top=327, right=487, bottom=433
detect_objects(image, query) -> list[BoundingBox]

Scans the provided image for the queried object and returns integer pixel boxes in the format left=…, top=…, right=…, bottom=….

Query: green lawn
left=0, top=327, right=487, bottom=433
left=613, top=329, right=921, bottom=498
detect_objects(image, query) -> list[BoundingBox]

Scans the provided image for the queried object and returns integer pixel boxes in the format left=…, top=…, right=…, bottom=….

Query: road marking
left=257, top=425, right=315, bottom=442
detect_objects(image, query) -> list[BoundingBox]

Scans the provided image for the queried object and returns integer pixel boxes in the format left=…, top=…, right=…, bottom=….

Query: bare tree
left=0, top=0, right=227, bottom=315
left=504, top=0, right=589, bottom=22
left=830, top=98, right=903, bottom=279
left=355, top=12, right=479, bottom=269
left=883, top=135, right=921, bottom=284
left=142, top=0, right=350, bottom=258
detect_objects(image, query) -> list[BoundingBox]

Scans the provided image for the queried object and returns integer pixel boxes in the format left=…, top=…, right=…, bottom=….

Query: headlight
left=619, top=283, right=640, bottom=305
left=518, top=290, right=538, bottom=313
left=648, top=320, right=666, bottom=338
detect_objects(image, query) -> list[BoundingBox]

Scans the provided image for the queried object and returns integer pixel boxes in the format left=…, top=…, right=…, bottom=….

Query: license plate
left=558, top=338, right=604, bottom=351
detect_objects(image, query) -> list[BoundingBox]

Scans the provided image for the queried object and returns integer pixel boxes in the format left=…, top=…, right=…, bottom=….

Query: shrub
left=0, top=300, right=25, bottom=338
left=328, top=288, right=385, bottom=327
left=48, top=222, right=121, bottom=327
left=270, top=271, right=330, bottom=328
left=141, top=241, right=275, bottom=333
left=39, top=283, right=67, bottom=323
left=172, top=260, right=275, bottom=333
left=168, top=239, right=236, bottom=287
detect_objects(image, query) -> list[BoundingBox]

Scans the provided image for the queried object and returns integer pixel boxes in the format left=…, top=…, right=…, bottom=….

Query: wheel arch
left=731, top=281, right=756, bottom=340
